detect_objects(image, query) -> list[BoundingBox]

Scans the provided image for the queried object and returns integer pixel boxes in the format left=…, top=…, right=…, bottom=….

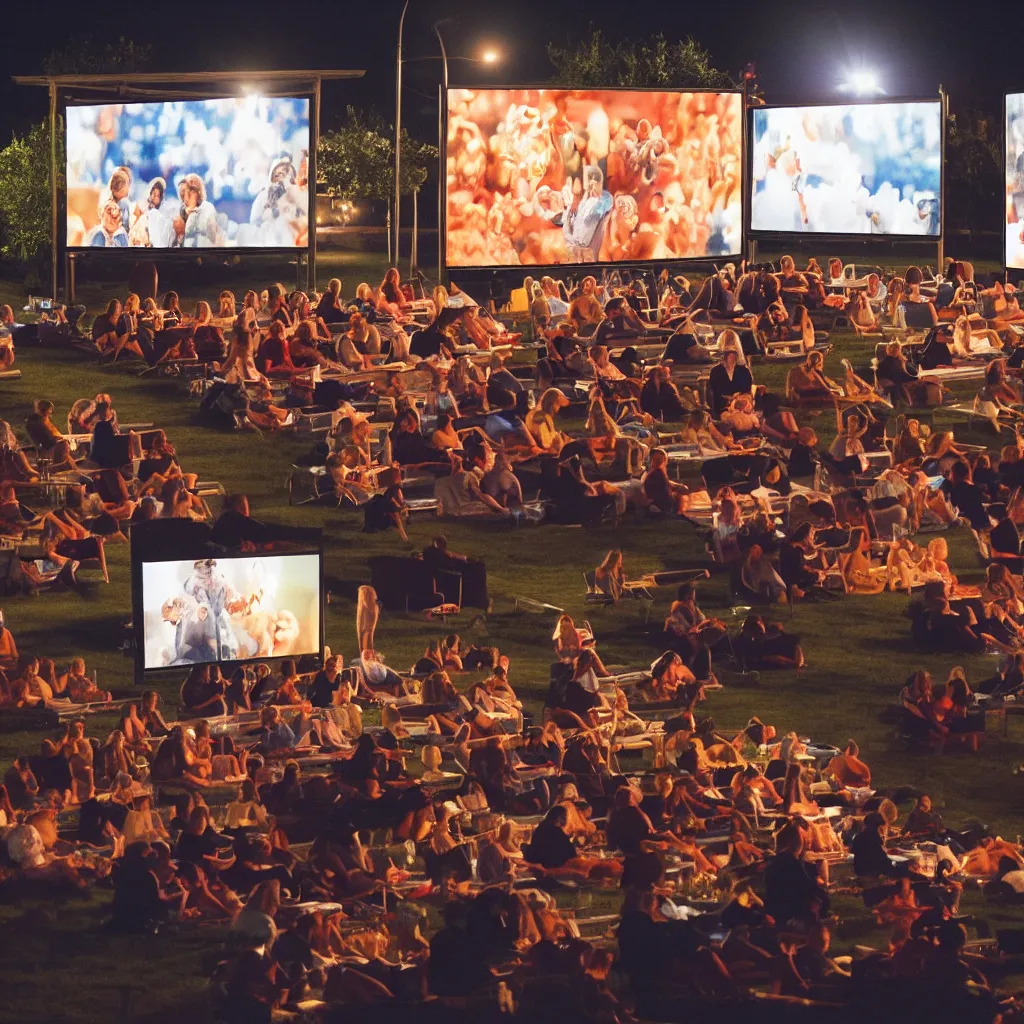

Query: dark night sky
left=0, top=0, right=1014, bottom=144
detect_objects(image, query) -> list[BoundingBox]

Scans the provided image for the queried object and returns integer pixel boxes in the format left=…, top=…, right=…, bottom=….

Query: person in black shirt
left=389, top=408, right=445, bottom=467
left=942, top=461, right=989, bottom=531
left=788, top=426, right=820, bottom=479
left=315, top=279, right=348, bottom=325
left=918, top=329, right=955, bottom=370
left=211, top=494, right=320, bottom=549
left=708, top=348, right=754, bottom=418
left=522, top=805, right=579, bottom=868
left=851, top=813, right=905, bottom=878
left=175, top=806, right=235, bottom=876
left=422, top=534, right=488, bottom=609
left=90, top=400, right=141, bottom=468
left=307, top=656, right=341, bottom=708
left=999, top=445, right=1024, bottom=491
left=876, top=341, right=921, bottom=403
left=988, top=503, right=1022, bottom=571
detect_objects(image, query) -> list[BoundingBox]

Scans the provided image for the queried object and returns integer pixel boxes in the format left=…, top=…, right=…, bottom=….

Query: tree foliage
left=43, top=36, right=153, bottom=76
left=0, top=38, right=150, bottom=267
left=0, top=121, right=62, bottom=263
left=547, top=30, right=734, bottom=90
left=317, top=107, right=438, bottom=201
left=945, top=110, right=1001, bottom=233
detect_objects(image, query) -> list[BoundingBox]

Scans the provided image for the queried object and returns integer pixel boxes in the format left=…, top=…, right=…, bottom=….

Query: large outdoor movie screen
left=1005, top=94, right=1024, bottom=269
left=750, top=101, right=942, bottom=236
left=66, top=96, right=311, bottom=249
left=140, top=554, right=321, bottom=669
left=445, top=88, right=743, bottom=267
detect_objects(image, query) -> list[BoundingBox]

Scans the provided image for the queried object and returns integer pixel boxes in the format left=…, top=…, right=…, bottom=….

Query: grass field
left=2, top=261, right=1024, bottom=1020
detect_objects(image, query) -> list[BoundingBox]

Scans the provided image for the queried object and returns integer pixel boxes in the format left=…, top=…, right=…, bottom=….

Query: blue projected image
left=750, top=101, right=941, bottom=236
left=66, top=96, right=310, bottom=249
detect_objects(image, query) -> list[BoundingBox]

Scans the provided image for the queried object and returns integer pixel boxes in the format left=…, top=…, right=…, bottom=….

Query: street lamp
left=392, top=5, right=503, bottom=277
left=839, top=69, right=884, bottom=97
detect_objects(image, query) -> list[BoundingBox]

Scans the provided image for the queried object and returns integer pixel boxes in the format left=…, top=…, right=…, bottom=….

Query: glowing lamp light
left=840, top=70, right=883, bottom=96
left=480, top=50, right=500, bottom=65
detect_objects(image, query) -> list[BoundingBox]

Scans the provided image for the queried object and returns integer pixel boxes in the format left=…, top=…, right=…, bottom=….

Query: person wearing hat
left=250, top=155, right=295, bottom=227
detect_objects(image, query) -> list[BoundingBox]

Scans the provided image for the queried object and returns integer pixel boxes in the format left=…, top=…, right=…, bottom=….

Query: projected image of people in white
left=65, top=96, right=310, bottom=249
left=141, top=555, right=320, bottom=668
left=751, top=102, right=941, bottom=236
left=1005, top=94, right=1024, bottom=269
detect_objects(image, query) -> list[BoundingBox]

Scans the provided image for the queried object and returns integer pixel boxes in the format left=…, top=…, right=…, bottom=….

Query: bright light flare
left=480, top=49, right=500, bottom=65
left=839, top=69, right=883, bottom=96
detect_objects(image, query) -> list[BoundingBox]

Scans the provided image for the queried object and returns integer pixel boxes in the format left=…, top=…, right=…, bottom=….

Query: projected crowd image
left=140, top=554, right=321, bottom=669
left=445, top=88, right=743, bottom=267
left=65, top=96, right=310, bottom=249
left=1005, top=94, right=1024, bottom=268
left=751, top=101, right=942, bottom=236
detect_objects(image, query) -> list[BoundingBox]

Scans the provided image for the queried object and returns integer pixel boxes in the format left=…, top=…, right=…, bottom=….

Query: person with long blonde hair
left=356, top=585, right=379, bottom=656
left=585, top=392, right=643, bottom=474
left=217, top=291, right=237, bottom=319
left=316, top=278, right=346, bottom=323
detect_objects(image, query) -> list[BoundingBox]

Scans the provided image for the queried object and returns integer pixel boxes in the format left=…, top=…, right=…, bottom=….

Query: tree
left=546, top=30, right=734, bottom=90
left=945, top=110, right=1001, bottom=235
left=0, top=121, right=62, bottom=266
left=43, top=36, right=153, bottom=76
left=0, top=37, right=151, bottom=270
left=317, top=107, right=438, bottom=201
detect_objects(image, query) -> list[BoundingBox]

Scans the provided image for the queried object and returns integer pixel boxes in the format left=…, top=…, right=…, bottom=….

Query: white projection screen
left=65, top=96, right=311, bottom=249
left=750, top=100, right=942, bottom=237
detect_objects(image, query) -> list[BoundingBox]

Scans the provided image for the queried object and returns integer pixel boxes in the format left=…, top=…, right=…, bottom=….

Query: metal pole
left=49, top=80, right=58, bottom=300
left=309, top=76, right=321, bottom=293
left=434, top=23, right=449, bottom=284
left=938, top=85, right=947, bottom=274
left=411, top=186, right=418, bottom=277
left=393, top=0, right=409, bottom=268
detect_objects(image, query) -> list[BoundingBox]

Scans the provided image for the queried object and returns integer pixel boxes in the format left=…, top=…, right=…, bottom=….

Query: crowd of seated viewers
left=7, top=258, right=1024, bottom=1019
left=1, top=592, right=1022, bottom=1021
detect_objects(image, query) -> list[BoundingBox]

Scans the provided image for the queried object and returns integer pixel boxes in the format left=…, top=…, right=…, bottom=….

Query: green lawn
left=2, top=264, right=1024, bottom=1019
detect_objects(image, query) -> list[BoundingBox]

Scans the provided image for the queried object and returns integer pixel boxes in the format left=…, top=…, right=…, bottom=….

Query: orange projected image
left=445, top=88, right=742, bottom=268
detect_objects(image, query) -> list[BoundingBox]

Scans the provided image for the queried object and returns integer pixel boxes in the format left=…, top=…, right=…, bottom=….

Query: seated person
left=389, top=408, right=445, bottom=467
left=640, top=365, right=690, bottom=421
left=589, top=344, right=627, bottom=383
left=594, top=298, right=643, bottom=345
left=434, top=453, right=511, bottom=517
left=741, top=543, right=787, bottom=602
left=786, top=352, right=837, bottom=406
left=754, top=301, right=791, bottom=351
left=24, top=400, right=76, bottom=472
left=848, top=290, right=879, bottom=334
left=735, top=613, right=805, bottom=669
left=339, top=313, right=382, bottom=370
left=91, top=299, right=124, bottom=354
left=256, top=320, right=298, bottom=377
left=901, top=266, right=939, bottom=328
left=484, top=388, right=540, bottom=453
left=708, top=344, right=754, bottom=419
left=641, top=448, right=688, bottom=514
left=662, top=320, right=713, bottom=364
left=567, top=277, right=605, bottom=332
